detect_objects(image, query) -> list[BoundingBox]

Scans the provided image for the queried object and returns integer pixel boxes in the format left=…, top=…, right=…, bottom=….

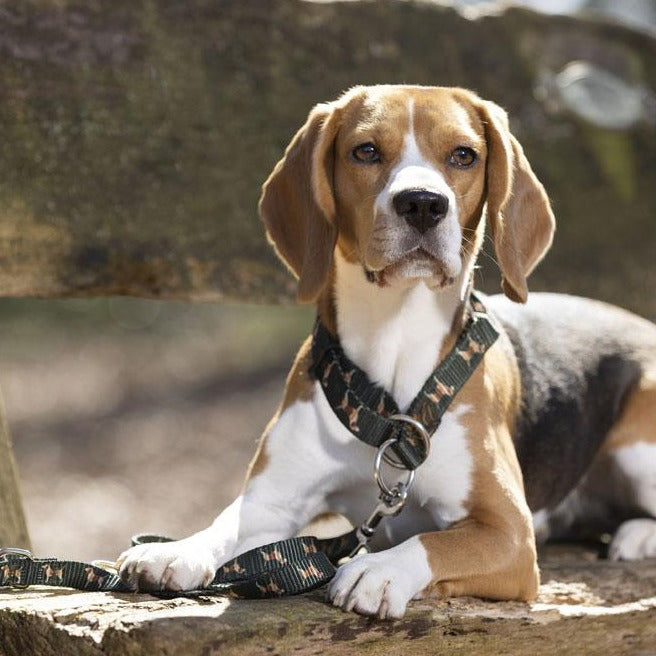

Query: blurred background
left=1, top=0, right=655, bottom=561
left=1, top=298, right=310, bottom=559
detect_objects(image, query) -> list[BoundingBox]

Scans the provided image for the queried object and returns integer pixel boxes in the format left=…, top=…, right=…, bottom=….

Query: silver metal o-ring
left=381, top=414, right=431, bottom=469
left=374, top=437, right=416, bottom=498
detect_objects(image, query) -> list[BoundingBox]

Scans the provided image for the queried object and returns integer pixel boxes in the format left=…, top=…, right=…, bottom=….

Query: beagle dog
left=117, top=85, right=656, bottom=619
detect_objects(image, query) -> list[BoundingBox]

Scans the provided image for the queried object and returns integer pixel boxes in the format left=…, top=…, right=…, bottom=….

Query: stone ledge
left=1, top=0, right=656, bottom=312
left=1, top=547, right=655, bottom=655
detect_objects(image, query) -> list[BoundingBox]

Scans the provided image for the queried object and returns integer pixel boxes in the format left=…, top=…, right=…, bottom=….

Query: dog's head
left=259, top=85, right=555, bottom=303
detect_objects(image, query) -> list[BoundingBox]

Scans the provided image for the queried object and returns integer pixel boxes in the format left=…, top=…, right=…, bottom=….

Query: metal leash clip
left=348, top=435, right=420, bottom=557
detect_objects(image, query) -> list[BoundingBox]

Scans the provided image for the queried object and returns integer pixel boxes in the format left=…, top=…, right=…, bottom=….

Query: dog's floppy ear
left=259, top=102, right=341, bottom=304
left=479, top=101, right=555, bottom=303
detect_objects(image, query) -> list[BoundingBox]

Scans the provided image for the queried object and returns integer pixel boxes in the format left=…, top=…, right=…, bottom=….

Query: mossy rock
left=0, top=0, right=655, bottom=315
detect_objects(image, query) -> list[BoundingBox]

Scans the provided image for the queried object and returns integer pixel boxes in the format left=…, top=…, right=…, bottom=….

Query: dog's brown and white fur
left=118, top=86, right=656, bottom=619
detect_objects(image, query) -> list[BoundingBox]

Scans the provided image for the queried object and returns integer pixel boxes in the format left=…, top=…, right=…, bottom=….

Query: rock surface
left=0, top=546, right=655, bottom=655
left=1, top=0, right=655, bottom=313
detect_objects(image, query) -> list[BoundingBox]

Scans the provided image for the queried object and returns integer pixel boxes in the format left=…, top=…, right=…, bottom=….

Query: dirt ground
left=0, top=299, right=312, bottom=562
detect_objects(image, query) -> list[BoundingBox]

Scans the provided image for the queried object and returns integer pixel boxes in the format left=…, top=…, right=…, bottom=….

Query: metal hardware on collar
left=384, top=414, right=431, bottom=469
left=374, top=437, right=416, bottom=497
left=350, top=482, right=411, bottom=558
left=348, top=492, right=414, bottom=558
left=348, top=437, right=419, bottom=557
left=311, top=292, right=499, bottom=471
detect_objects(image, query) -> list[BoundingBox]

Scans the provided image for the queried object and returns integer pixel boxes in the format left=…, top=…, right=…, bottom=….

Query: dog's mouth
left=365, top=248, right=457, bottom=288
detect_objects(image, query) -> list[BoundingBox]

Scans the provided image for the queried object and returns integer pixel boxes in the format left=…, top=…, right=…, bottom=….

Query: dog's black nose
left=393, top=190, right=449, bottom=234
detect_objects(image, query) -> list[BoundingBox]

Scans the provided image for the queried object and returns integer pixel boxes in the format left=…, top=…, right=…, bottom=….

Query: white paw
left=116, top=539, right=217, bottom=591
left=609, top=519, right=656, bottom=561
left=327, top=539, right=431, bottom=620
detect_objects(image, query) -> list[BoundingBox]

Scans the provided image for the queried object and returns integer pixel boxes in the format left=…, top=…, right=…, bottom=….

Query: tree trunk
left=0, top=391, right=30, bottom=550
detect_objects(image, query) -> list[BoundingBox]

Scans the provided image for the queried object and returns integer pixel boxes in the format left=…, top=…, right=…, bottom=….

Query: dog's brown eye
left=449, top=146, right=477, bottom=168
left=352, top=143, right=381, bottom=164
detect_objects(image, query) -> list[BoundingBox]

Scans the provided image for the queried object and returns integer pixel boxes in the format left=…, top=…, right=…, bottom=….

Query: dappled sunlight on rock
left=537, top=580, right=605, bottom=606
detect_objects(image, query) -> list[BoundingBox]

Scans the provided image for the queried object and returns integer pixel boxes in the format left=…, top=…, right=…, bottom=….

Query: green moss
left=0, top=0, right=654, bottom=315
left=583, top=127, right=636, bottom=201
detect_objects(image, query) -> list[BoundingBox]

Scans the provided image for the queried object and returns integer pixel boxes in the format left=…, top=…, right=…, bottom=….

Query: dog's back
left=489, top=292, right=656, bottom=544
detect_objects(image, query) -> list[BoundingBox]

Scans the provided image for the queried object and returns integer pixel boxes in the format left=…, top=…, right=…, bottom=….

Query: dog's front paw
left=609, top=518, right=656, bottom=561
left=116, top=539, right=217, bottom=592
left=327, top=540, right=431, bottom=620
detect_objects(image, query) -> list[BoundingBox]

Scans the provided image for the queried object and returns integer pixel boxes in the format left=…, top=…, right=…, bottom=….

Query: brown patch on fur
left=301, top=511, right=353, bottom=540
left=435, top=297, right=472, bottom=361
left=259, top=103, right=343, bottom=303
left=280, top=336, right=316, bottom=412
left=246, top=337, right=316, bottom=484
left=244, top=415, right=274, bottom=485
left=333, top=89, right=410, bottom=265
left=308, top=511, right=343, bottom=524
left=316, top=264, right=338, bottom=336
left=474, top=99, right=555, bottom=303
left=420, top=333, right=539, bottom=601
left=600, top=375, right=656, bottom=453
left=413, top=88, right=488, bottom=233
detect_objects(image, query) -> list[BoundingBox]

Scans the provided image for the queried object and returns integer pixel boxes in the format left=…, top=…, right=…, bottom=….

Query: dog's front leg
left=116, top=489, right=309, bottom=592
left=329, top=435, right=540, bottom=621
left=117, top=370, right=336, bottom=591
left=115, top=495, right=262, bottom=591
left=328, top=515, right=539, bottom=619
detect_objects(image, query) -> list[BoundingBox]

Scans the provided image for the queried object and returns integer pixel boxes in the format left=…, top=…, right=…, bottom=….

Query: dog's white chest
left=412, top=404, right=473, bottom=521
left=334, top=253, right=466, bottom=410
left=319, top=394, right=474, bottom=543
left=327, top=253, right=474, bottom=538
left=380, top=404, right=474, bottom=542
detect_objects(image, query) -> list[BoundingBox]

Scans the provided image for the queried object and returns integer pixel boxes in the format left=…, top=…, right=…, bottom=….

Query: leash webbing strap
left=0, top=552, right=131, bottom=593
left=0, top=531, right=361, bottom=599
left=311, top=293, right=499, bottom=469
left=133, top=533, right=360, bottom=599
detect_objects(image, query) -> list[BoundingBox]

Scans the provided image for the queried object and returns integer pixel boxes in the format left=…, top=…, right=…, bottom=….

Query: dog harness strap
left=0, top=532, right=361, bottom=599
left=311, top=292, right=499, bottom=469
